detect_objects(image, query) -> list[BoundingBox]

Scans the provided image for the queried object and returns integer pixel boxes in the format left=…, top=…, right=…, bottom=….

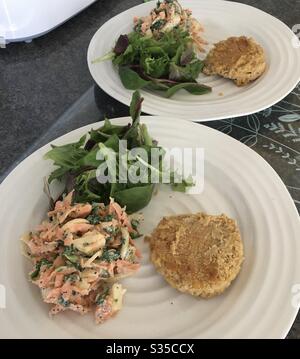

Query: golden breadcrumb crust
left=146, top=213, right=244, bottom=298
left=203, top=36, right=266, bottom=86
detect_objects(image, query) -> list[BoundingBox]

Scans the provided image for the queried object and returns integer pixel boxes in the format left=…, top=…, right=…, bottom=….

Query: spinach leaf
left=78, top=147, right=100, bottom=168
left=146, top=82, right=170, bottom=91
left=113, top=184, right=155, bottom=214
left=165, top=82, right=212, bottom=98
left=48, top=167, right=70, bottom=184
left=103, top=134, right=120, bottom=152
left=45, top=135, right=87, bottom=183
left=129, top=90, right=143, bottom=123
left=140, top=124, right=153, bottom=146
left=169, top=61, right=203, bottom=82
left=122, top=91, right=144, bottom=147
left=45, top=135, right=87, bottom=166
left=90, top=119, right=129, bottom=143
left=119, top=67, right=150, bottom=90
left=75, top=170, right=103, bottom=203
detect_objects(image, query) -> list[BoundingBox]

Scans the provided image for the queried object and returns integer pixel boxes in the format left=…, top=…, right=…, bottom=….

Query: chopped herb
left=30, top=259, right=52, bottom=280
left=66, top=260, right=82, bottom=271
left=87, top=204, right=112, bottom=225
left=150, top=19, right=167, bottom=31
left=131, top=231, right=142, bottom=239
left=40, top=258, right=52, bottom=266
left=131, top=219, right=139, bottom=230
left=101, top=249, right=120, bottom=262
left=100, top=214, right=113, bottom=222
left=91, top=202, right=100, bottom=210
left=87, top=213, right=101, bottom=224
left=63, top=246, right=79, bottom=264
left=104, top=225, right=119, bottom=235
left=134, top=19, right=143, bottom=33
left=65, top=273, right=80, bottom=282
left=58, top=296, right=70, bottom=307
left=87, top=203, right=101, bottom=224
left=96, top=287, right=110, bottom=306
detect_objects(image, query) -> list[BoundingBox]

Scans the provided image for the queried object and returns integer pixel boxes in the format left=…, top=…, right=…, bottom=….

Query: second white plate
left=0, top=116, right=299, bottom=338
left=87, top=0, right=300, bottom=121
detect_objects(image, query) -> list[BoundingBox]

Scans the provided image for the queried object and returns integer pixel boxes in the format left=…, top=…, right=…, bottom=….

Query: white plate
left=87, top=0, right=300, bottom=121
left=0, top=116, right=299, bottom=338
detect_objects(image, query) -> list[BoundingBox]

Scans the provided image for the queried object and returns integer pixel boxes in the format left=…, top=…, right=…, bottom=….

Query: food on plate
left=21, top=191, right=141, bottom=324
left=21, top=92, right=194, bottom=325
left=133, top=0, right=207, bottom=51
left=203, top=36, right=266, bottom=86
left=91, top=1, right=269, bottom=98
left=45, top=91, right=193, bottom=213
left=92, top=0, right=211, bottom=97
left=146, top=213, right=244, bottom=297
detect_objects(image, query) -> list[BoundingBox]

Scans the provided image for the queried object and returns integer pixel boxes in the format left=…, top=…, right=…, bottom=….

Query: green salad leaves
left=45, top=91, right=194, bottom=213
left=93, top=29, right=211, bottom=97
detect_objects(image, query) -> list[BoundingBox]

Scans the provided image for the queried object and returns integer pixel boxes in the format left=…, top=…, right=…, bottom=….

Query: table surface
left=0, top=0, right=299, bottom=339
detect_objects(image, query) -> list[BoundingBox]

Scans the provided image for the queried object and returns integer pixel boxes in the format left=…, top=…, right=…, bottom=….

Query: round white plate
left=87, top=0, right=300, bottom=121
left=0, top=117, right=299, bottom=338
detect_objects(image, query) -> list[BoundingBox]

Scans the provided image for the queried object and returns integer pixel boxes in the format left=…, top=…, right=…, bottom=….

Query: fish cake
left=147, top=213, right=244, bottom=298
left=203, top=36, right=266, bottom=86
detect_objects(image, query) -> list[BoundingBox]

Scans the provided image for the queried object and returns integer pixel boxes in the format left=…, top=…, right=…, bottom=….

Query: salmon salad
left=22, top=191, right=141, bottom=324
left=133, top=0, right=207, bottom=51
left=93, top=1, right=211, bottom=97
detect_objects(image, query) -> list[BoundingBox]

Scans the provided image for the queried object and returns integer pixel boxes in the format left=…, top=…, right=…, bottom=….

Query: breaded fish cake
left=147, top=213, right=244, bottom=298
left=203, top=36, right=266, bottom=86
left=147, top=215, right=192, bottom=272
